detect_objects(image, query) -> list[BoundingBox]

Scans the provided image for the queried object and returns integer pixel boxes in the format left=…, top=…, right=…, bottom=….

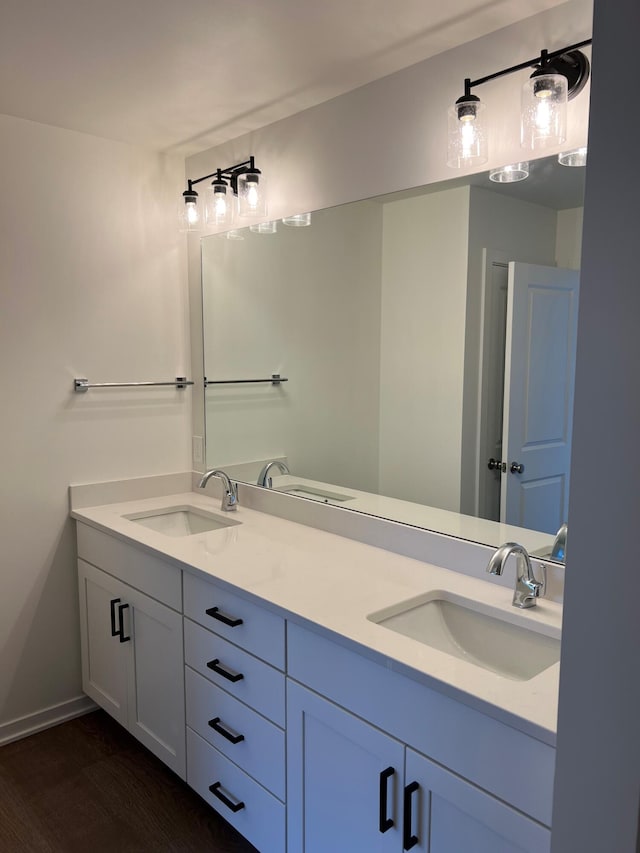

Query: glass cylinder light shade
left=249, top=221, right=277, bottom=234
left=205, top=181, right=233, bottom=228
left=521, top=72, right=567, bottom=150
left=237, top=171, right=267, bottom=218
left=178, top=191, right=201, bottom=232
left=282, top=213, right=311, bottom=227
left=447, top=98, right=488, bottom=169
left=558, top=147, right=587, bottom=167
left=489, top=162, right=530, bottom=183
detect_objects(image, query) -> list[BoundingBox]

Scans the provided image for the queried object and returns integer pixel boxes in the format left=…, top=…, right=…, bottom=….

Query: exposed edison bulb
left=205, top=180, right=232, bottom=227
left=237, top=171, right=267, bottom=218
left=521, top=72, right=567, bottom=150
left=179, top=191, right=201, bottom=232
left=447, top=96, right=487, bottom=168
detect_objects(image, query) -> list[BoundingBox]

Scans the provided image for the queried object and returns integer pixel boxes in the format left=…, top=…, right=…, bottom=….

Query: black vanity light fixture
left=447, top=39, right=592, bottom=172
left=179, top=156, right=267, bottom=232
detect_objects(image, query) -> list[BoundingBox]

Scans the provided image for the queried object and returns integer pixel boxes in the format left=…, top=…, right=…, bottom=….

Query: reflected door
left=501, top=262, right=579, bottom=533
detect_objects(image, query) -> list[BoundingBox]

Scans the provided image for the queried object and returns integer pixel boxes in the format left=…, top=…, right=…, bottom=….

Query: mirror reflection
left=201, top=155, right=585, bottom=553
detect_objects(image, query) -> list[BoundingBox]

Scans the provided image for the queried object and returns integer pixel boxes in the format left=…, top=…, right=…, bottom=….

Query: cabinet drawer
left=187, top=727, right=285, bottom=853
left=77, top=523, right=181, bottom=610
left=183, top=571, right=285, bottom=669
left=184, top=618, right=285, bottom=726
left=288, top=622, right=555, bottom=828
left=185, top=667, right=285, bottom=800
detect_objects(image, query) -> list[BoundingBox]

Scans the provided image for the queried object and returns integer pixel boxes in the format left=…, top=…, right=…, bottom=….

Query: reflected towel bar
left=205, top=374, right=288, bottom=387
left=74, top=377, right=194, bottom=392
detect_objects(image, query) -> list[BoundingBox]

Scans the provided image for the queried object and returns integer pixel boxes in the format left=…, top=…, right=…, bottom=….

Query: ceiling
left=1, top=0, right=566, bottom=156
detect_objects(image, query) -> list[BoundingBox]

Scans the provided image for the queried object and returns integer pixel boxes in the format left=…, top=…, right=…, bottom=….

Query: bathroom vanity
left=72, top=480, right=561, bottom=852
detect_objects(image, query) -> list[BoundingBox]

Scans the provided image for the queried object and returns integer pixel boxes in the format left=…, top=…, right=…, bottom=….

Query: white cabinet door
left=124, top=584, right=185, bottom=778
left=405, top=748, right=551, bottom=853
left=78, top=558, right=129, bottom=727
left=78, top=559, right=186, bottom=778
left=287, top=681, right=404, bottom=853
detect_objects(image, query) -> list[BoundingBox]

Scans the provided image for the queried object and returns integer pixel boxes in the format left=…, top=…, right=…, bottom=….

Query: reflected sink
left=123, top=506, right=241, bottom=537
left=275, top=484, right=354, bottom=504
left=368, top=591, right=560, bottom=681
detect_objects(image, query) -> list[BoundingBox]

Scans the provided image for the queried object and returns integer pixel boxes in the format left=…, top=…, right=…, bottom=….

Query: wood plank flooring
left=0, top=710, right=259, bottom=852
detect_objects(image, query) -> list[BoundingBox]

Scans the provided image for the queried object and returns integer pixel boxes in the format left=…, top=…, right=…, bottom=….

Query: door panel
left=78, top=559, right=128, bottom=726
left=502, top=263, right=579, bottom=532
left=287, top=681, right=404, bottom=853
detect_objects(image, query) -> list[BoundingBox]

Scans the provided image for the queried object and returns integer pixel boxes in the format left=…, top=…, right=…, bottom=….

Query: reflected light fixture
left=282, top=213, right=312, bottom=227
left=179, top=156, right=265, bottom=232
left=249, top=221, right=277, bottom=234
left=558, top=146, right=588, bottom=167
left=216, top=229, right=246, bottom=240
left=448, top=39, right=591, bottom=168
left=489, top=162, right=530, bottom=183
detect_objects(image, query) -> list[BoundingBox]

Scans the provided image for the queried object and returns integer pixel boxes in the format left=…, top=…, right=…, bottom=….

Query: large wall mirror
left=201, top=154, right=585, bottom=556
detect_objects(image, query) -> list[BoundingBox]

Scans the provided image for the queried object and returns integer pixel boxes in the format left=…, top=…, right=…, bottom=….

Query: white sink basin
left=368, top=591, right=560, bottom=681
left=123, top=505, right=241, bottom=537
left=275, top=484, right=354, bottom=504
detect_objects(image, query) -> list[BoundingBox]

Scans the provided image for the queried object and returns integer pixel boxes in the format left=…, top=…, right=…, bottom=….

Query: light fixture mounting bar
left=186, top=156, right=258, bottom=195
left=464, top=38, right=592, bottom=96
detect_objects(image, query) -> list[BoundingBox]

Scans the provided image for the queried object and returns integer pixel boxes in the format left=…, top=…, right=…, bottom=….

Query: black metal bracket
left=184, top=156, right=259, bottom=200
left=460, top=38, right=592, bottom=103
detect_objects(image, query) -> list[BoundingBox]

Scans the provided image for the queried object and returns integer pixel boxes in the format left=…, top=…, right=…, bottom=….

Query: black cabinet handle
left=206, top=606, right=243, bottom=628
left=208, top=782, right=245, bottom=813
left=117, top=603, right=130, bottom=643
left=379, top=766, right=395, bottom=833
left=208, top=717, right=245, bottom=745
left=206, top=658, right=244, bottom=683
left=403, top=781, right=420, bottom=850
left=110, top=598, right=121, bottom=637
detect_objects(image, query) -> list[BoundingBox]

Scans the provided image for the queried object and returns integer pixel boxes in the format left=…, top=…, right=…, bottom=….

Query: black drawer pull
left=206, top=606, right=243, bottom=628
left=209, top=781, right=245, bottom=813
left=403, top=781, right=420, bottom=850
left=206, top=658, right=244, bottom=683
left=117, top=603, right=130, bottom=643
left=208, top=717, right=245, bottom=744
left=110, top=598, right=121, bottom=637
left=379, top=766, right=395, bottom=833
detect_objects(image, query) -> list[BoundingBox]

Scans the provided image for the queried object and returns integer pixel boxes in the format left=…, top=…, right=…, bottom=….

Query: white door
left=501, top=262, right=579, bottom=533
left=405, top=748, right=550, bottom=853
left=126, top=585, right=186, bottom=779
left=78, top=559, right=129, bottom=726
left=287, top=681, right=404, bottom=853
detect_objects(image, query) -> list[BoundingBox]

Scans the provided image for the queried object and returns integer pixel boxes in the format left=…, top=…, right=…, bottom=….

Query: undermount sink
left=275, top=484, right=354, bottom=504
left=123, top=505, right=241, bottom=537
left=368, top=591, right=560, bottom=681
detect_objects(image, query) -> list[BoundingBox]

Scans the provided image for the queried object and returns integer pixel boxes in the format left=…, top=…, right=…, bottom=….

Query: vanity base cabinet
left=287, top=681, right=550, bottom=853
left=78, top=558, right=186, bottom=778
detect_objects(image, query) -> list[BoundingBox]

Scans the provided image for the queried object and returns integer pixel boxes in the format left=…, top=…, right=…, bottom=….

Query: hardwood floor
left=0, top=710, right=260, bottom=852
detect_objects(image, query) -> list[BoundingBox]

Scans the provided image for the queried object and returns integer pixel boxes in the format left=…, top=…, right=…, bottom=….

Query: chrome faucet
left=551, top=522, right=568, bottom=562
left=257, top=460, right=290, bottom=488
left=198, top=469, right=238, bottom=511
left=486, top=542, right=544, bottom=609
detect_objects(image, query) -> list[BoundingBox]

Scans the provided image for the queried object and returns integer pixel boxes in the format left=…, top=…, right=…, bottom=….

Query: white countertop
left=71, top=489, right=562, bottom=746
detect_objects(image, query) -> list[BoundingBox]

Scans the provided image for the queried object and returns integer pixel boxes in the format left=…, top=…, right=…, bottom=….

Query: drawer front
left=183, top=571, right=285, bottom=669
left=185, top=667, right=285, bottom=800
left=77, top=523, right=181, bottom=611
left=187, top=727, right=285, bottom=853
left=287, top=622, right=555, bottom=828
left=184, top=618, right=285, bottom=726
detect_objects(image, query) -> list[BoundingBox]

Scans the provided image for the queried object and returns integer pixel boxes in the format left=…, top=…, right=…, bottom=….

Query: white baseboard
left=0, top=695, right=97, bottom=746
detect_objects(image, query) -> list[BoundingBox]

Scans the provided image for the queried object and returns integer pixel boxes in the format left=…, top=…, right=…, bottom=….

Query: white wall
left=0, top=114, right=190, bottom=732
left=378, top=186, right=470, bottom=510
left=203, top=201, right=382, bottom=491
left=555, top=207, right=584, bottom=269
